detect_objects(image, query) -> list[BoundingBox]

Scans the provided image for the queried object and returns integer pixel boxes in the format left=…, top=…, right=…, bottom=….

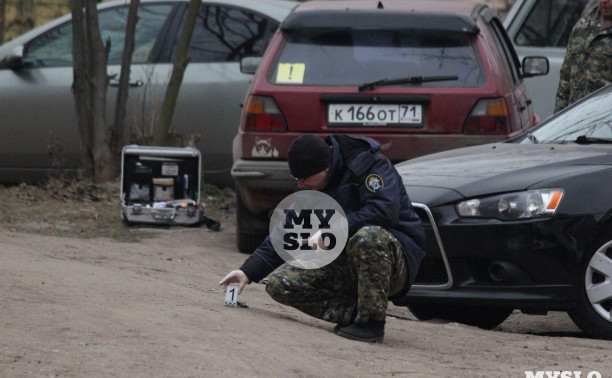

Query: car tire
left=408, top=303, right=513, bottom=330
left=236, top=189, right=269, bottom=254
left=567, top=230, right=612, bottom=340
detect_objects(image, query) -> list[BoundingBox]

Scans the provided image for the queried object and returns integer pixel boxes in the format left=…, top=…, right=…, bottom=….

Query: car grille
left=414, top=256, right=449, bottom=285
left=411, top=203, right=452, bottom=289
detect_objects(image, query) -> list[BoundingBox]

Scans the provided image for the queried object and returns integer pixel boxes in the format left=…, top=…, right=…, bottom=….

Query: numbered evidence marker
left=224, top=284, right=238, bottom=307
left=276, top=63, right=305, bottom=84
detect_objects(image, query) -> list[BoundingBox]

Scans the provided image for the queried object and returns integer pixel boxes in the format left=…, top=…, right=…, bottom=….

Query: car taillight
left=243, top=95, right=287, bottom=131
left=463, top=98, right=509, bottom=134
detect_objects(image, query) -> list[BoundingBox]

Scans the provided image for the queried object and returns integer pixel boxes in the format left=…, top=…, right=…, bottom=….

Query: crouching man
left=220, top=135, right=425, bottom=343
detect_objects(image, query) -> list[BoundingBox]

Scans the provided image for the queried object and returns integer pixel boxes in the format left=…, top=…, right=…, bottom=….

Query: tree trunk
left=15, top=0, right=34, bottom=36
left=0, top=0, right=6, bottom=44
left=112, top=0, right=139, bottom=157
left=71, top=0, right=95, bottom=176
left=153, top=0, right=202, bottom=146
left=85, top=0, right=114, bottom=183
left=71, top=0, right=114, bottom=183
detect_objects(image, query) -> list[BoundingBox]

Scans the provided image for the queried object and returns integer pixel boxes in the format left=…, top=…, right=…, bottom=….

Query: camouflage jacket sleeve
left=554, top=40, right=573, bottom=113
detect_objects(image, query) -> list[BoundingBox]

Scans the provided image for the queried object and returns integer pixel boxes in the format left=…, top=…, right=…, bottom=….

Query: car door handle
left=109, top=79, right=144, bottom=88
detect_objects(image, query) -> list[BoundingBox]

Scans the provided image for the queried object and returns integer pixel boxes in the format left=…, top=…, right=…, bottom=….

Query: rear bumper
left=231, top=159, right=294, bottom=214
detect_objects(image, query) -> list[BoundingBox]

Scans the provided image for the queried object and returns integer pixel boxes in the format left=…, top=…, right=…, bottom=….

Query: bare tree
left=112, top=0, right=140, bottom=157
left=71, top=0, right=114, bottom=183
left=14, top=0, right=35, bottom=36
left=153, top=0, right=202, bottom=146
left=71, top=0, right=139, bottom=183
left=0, top=0, right=6, bottom=44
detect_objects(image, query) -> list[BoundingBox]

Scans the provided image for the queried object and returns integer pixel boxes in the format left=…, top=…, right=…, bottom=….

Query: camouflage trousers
left=265, top=225, right=408, bottom=325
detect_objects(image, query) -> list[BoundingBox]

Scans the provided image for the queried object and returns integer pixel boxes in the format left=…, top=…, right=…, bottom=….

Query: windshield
left=268, top=29, right=484, bottom=86
left=518, top=88, right=612, bottom=144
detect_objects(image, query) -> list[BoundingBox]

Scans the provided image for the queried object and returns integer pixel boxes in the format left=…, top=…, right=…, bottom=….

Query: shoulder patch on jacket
left=365, top=174, right=384, bottom=192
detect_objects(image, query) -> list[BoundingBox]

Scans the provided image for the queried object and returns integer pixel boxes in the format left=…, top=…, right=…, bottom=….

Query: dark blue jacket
left=240, top=135, right=426, bottom=291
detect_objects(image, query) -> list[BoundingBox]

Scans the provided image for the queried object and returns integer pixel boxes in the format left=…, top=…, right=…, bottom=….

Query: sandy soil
left=1, top=213, right=611, bottom=378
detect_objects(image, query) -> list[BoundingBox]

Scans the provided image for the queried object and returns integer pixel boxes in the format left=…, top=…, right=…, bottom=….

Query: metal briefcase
left=121, top=145, right=203, bottom=225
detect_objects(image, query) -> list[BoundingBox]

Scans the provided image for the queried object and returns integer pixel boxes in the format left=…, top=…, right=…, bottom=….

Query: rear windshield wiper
left=358, top=75, right=459, bottom=91
left=574, top=135, right=612, bottom=144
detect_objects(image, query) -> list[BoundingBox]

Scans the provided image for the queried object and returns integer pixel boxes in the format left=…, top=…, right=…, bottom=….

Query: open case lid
left=120, top=145, right=202, bottom=206
left=122, top=145, right=200, bottom=159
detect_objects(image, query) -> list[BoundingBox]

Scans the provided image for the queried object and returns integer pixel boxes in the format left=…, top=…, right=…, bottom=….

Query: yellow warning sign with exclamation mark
left=276, top=63, right=305, bottom=84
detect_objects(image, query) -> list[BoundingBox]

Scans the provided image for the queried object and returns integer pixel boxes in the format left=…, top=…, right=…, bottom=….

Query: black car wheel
left=236, top=190, right=269, bottom=254
left=408, top=303, right=513, bottom=330
left=568, top=231, right=612, bottom=340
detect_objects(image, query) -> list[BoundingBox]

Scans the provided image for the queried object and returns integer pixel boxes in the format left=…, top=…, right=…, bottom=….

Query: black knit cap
left=287, top=135, right=332, bottom=179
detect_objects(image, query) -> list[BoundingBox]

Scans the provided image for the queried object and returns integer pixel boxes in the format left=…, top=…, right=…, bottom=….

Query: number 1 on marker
left=225, top=284, right=238, bottom=306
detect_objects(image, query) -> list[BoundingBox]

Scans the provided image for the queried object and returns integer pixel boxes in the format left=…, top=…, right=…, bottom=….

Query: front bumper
left=397, top=202, right=586, bottom=311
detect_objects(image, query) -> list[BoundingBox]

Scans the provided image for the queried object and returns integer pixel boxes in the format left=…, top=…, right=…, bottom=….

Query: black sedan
left=392, top=84, right=612, bottom=340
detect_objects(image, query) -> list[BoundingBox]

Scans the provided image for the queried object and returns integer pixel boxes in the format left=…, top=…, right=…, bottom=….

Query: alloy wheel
left=585, top=240, right=612, bottom=322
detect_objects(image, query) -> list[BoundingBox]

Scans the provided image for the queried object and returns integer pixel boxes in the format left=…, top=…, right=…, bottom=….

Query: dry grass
left=0, top=177, right=236, bottom=242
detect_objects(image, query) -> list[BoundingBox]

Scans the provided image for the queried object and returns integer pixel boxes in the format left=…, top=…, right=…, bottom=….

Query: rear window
left=268, top=29, right=485, bottom=87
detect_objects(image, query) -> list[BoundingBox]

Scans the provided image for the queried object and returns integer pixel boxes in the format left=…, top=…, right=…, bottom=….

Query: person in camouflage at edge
left=554, top=0, right=612, bottom=113
left=220, top=135, right=425, bottom=343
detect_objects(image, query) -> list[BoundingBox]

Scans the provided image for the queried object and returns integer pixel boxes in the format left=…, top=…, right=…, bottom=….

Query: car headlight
left=456, top=189, right=564, bottom=220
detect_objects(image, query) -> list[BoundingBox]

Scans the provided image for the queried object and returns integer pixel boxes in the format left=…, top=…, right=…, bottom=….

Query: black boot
left=336, top=319, right=385, bottom=343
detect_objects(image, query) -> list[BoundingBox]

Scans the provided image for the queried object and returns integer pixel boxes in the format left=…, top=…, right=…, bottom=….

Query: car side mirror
left=5, top=45, right=25, bottom=70
left=240, top=56, right=262, bottom=75
left=522, top=56, right=549, bottom=78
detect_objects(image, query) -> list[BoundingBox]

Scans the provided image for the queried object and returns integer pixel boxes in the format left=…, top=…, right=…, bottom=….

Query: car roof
left=293, top=0, right=480, bottom=14
left=118, top=0, right=298, bottom=21
left=0, top=0, right=297, bottom=52
left=282, top=0, right=482, bottom=34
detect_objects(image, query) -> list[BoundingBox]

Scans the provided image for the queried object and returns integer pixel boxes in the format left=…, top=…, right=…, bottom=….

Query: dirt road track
left=1, top=225, right=610, bottom=377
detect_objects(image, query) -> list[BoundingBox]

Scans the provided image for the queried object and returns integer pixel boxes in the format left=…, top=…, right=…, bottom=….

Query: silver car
left=0, top=0, right=296, bottom=187
left=504, top=0, right=593, bottom=120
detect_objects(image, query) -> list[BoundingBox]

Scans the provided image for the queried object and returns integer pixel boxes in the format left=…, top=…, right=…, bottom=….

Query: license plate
left=328, top=104, right=423, bottom=126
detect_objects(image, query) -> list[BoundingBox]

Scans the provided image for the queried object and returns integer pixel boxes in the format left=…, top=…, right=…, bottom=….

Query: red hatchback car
left=231, top=0, right=548, bottom=253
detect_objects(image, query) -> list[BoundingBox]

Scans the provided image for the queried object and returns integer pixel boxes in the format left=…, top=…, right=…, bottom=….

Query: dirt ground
left=1, top=180, right=611, bottom=377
